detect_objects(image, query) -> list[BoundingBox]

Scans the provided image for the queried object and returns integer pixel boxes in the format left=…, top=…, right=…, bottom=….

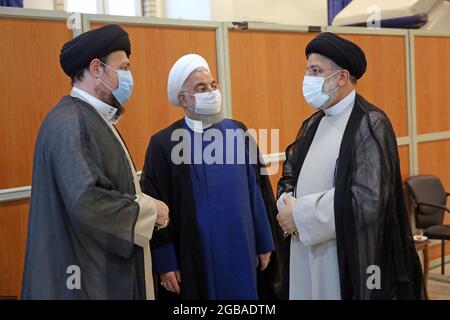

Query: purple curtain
left=328, top=0, right=352, bottom=25
left=0, top=0, right=23, bottom=7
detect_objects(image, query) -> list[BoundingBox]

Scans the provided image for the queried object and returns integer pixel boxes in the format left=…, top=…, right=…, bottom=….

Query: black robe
left=140, top=118, right=284, bottom=300
left=278, top=93, right=426, bottom=300
left=22, top=96, right=147, bottom=299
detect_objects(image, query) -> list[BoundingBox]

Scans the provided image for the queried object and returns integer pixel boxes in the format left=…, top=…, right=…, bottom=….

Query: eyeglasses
left=305, top=66, right=342, bottom=77
left=182, top=83, right=221, bottom=95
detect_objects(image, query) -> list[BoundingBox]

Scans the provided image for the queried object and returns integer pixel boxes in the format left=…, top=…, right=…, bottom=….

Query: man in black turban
left=22, top=24, right=169, bottom=299
left=276, top=32, right=426, bottom=300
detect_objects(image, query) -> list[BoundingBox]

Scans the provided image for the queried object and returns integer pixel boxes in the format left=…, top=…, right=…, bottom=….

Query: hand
left=160, top=271, right=181, bottom=294
left=277, top=198, right=298, bottom=236
left=283, top=195, right=295, bottom=207
left=155, top=200, right=169, bottom=229
left=257, top=252, right=271, bottom=271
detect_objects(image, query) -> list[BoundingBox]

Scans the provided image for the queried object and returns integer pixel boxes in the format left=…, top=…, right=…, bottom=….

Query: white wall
left=22, top=0, right=329, bottom=26
left=164, top=0, right=328, bottom=26
left=210, top=0, right=234, bottom=21
left=23, top=0, right=55, bottom=10
left=231, top=0, right=328, bottom=25
left=165, top=0, right=211, bottom=20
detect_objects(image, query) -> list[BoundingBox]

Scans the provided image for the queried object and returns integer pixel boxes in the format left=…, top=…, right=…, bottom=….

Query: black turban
left=59, top=24, right=131, bottom=77
left=305, top=32, right=367, bottom=79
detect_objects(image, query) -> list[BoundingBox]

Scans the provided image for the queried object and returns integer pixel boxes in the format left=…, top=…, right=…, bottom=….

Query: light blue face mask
left=302, top=70, right=341, bottom=109
left=98, top=62, right=134, bottom=106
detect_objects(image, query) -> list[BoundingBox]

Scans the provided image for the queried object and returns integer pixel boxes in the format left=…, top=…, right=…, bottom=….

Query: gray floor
left=428, top=262, right=450, bottom=300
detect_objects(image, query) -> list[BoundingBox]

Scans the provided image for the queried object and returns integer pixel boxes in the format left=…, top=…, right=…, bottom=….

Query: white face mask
left=302, top=70, right=341, bottom=109
left=184, top=90, right=222, bottom=115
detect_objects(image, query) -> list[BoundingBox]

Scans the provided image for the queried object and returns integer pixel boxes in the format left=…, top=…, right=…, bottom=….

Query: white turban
left=167, top=53, right=210, bottom=106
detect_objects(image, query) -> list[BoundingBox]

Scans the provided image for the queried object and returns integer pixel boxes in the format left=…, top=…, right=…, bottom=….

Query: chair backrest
left=405, top=175, right=446, bottom=229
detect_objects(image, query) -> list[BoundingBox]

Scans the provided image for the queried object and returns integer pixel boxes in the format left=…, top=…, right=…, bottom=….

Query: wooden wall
left=1, top=14, right=449, bottom=298
left=0, top=17, right=72, bottom=298
left=415, top=34, right=450, bottom=228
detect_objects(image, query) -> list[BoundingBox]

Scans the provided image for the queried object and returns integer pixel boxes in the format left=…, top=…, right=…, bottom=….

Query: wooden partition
left=414, top=32, right=450, bottom=227
left=0, top=18, right=72, bottom=189
left=418, top=140, right=450, bottom=202
left=0, top=200, right=29, bottom=298
left=399, top=145, right=410, bottom=181
left=1, top=11, right=450, bottom=298
left=414, top=35, right=450, bottom=135
left=412, top=31, right=450, bottom=260
left=0, top=11, right=73, bottom=298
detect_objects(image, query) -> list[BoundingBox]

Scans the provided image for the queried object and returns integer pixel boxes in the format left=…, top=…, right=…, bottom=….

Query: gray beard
left=320, top=83, right=340, bottom=110
left=321, top=95, right=337, bottom=110
left=185, top=107, right=225, bottom=126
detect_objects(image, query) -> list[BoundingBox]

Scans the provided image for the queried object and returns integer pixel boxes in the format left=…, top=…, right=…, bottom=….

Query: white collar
left=184, top=115, right=212, bottom=133
left=323, top=90, right=355, bottom=116
left=71, top=87, right=120, bottom=124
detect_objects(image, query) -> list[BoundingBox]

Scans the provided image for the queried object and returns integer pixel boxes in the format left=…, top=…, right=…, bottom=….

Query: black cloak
left=278, top=93, right=426, bottom=300
left=21, top=96, right=146, bottom=299
left=140, top=118, right=284, bottom=300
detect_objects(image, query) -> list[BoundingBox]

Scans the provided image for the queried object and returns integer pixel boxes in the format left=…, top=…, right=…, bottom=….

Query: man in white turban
left=140, top=53, right=284, bottom=300
left=167, top=53, right=225, bottom=126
